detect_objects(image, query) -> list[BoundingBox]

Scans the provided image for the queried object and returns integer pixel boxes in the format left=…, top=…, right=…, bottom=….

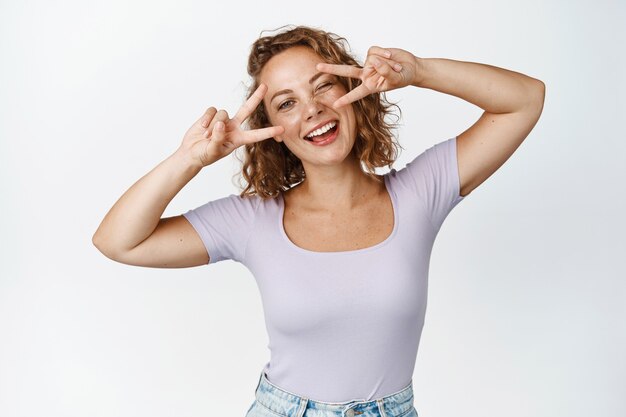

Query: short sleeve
left=182, top=193, right=260, bottom=264
left=402, top=136, right=465, bottom=232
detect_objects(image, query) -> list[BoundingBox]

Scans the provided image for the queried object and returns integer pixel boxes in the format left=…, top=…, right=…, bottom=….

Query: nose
left=304, top=96, right=324, bottom=121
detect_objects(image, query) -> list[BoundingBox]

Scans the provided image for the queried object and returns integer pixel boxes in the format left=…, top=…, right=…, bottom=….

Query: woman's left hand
left=316, top=46, right=421, bottom=108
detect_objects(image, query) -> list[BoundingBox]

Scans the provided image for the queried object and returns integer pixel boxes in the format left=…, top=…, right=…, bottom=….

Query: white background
left=1, top=0, right=624, bottom=416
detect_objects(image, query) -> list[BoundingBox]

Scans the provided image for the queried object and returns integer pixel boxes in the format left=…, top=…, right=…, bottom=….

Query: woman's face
left=259, top=46, right=358, bottom=167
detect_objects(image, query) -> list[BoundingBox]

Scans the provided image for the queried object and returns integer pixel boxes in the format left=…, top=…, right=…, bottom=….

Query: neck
left=296, top=156, right=383, bottom=211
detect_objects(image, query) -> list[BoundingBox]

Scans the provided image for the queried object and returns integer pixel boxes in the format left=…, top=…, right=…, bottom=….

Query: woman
left=93, top=26, right=545, bottom=417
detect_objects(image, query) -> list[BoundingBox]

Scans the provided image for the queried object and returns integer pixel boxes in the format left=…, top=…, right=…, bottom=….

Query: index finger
left=316, top=63, right=362, bottom=79
left=232, top=83, right=268, bottom=125
left=241, top=125, right=285, bottom=145
left=332, top=84, right=371, bottom=109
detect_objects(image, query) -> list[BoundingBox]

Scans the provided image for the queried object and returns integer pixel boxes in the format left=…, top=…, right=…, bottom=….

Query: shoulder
left=184, top=192, right=264, bottom=225
left=386, top=137, right=457, bottom=182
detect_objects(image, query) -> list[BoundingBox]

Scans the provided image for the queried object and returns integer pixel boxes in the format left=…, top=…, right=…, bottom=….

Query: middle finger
left=332, top=84, right=371, bottom=109
left=233, top=83, right=267, bottom=126
left=316, top=63, right=362, bottom=79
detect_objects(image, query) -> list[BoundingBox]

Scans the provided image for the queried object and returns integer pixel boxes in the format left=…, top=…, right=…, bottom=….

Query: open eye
left=278, top=100, right=294, bottom=111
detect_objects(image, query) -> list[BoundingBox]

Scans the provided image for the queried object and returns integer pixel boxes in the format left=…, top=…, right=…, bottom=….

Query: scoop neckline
left=277, top=174, right=399, bottom=255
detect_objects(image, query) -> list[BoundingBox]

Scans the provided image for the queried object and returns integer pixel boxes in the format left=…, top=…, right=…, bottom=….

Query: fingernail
left=394, top=63, right=402, bottom=71
left=384, top=50, right=392, bottom=58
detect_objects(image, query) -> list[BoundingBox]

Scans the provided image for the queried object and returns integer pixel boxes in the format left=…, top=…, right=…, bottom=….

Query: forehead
left=260, top=46, right=324, bottom=87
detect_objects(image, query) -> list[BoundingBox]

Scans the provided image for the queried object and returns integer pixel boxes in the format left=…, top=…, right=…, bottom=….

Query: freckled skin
left=259, top=46, right=359, bottom=170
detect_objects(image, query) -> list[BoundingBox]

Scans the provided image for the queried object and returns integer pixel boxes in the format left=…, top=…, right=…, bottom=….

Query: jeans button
left=346, top=409, right=355, bottom=417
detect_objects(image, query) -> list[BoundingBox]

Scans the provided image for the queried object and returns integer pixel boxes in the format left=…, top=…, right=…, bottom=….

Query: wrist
left=170, top=148, right=203, bottom=176
left=411, top=55, right=428, bottom=87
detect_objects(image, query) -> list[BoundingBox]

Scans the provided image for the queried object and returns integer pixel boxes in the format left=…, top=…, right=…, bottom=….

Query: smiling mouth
left=304, top=121, right=339, bottom=142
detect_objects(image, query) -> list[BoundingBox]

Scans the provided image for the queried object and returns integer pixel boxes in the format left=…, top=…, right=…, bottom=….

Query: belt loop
left=376, top=399, right=389, bottom=417
left=295, top=397, right=308, bottom=417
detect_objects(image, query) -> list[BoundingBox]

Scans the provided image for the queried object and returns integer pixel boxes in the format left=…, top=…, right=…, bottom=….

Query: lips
left=303, top=119, right=339, bottom=139
left=306, top=123, right=339, bottom=146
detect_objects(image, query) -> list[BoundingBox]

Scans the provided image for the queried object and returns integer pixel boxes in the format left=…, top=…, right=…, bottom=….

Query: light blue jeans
left=245, top=370, right=418, bottom=417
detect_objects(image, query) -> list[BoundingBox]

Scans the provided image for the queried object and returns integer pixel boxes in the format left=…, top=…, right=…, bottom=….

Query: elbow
left=92, top=235, right=111, bottom=259
left=532, top=79, right=546, bottom=106
left=92, top=232, right=121, bottom=261
left=92, top=231, right=103, bottom=253
left=92, top=231, right=108, bottom=254
left=92, top=233, right=138, bottom=265
left=92, top=231, right=101, bottom=248
left=523, top=80, right=545, bottom=116
left=535, top=81, right=545, bottom=115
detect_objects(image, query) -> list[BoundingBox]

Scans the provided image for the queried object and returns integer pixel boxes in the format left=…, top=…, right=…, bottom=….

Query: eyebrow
left=269, top=72, right=328, bottom=104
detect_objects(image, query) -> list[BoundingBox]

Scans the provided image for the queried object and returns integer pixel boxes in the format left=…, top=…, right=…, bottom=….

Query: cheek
left=347, top=108, right=358, bottom=135
left=275, top=115, right=301, bottom=138
left=325, top=87, right=346, bottom=102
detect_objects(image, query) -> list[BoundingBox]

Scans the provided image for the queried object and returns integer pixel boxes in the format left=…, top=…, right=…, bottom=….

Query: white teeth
left=305, top=121, right=337, bottom=139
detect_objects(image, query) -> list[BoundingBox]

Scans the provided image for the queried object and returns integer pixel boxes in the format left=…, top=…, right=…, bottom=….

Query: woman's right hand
left=179, top=83, right=285, bottom=168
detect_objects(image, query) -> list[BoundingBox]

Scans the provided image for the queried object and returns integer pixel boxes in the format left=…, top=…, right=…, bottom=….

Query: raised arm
left=92, top=145, right=207, bottom=268
left=317, top=47, right=546, bottom=197
left=413, top=57, right=545, bottom=197
left=92, top=84, right=284, bottom=268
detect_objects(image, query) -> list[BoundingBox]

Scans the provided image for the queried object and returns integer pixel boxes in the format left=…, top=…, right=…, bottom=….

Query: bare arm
left=413, top=57, right=545, bottom=197
left=317, top=47, right=545, bottom=198
left=92, top=85, right=284, bottom=268
left=92, top=149, right=208, bottom=267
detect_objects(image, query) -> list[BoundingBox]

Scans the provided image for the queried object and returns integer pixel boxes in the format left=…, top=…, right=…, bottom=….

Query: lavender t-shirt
left=183, top=136, right=465, bottom=402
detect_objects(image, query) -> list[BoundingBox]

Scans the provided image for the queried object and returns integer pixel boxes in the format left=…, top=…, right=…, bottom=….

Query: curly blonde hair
left=235, top=25, right=402, bottom=200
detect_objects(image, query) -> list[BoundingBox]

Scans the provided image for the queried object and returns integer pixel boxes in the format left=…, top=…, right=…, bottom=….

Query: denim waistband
left=252, top=369, right=415, bottom=417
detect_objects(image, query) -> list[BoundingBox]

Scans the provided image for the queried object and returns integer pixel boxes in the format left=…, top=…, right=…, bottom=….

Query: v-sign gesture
left=179, top=83, right=285, bottom=168
left=316, top=46, right=422, bottom=109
